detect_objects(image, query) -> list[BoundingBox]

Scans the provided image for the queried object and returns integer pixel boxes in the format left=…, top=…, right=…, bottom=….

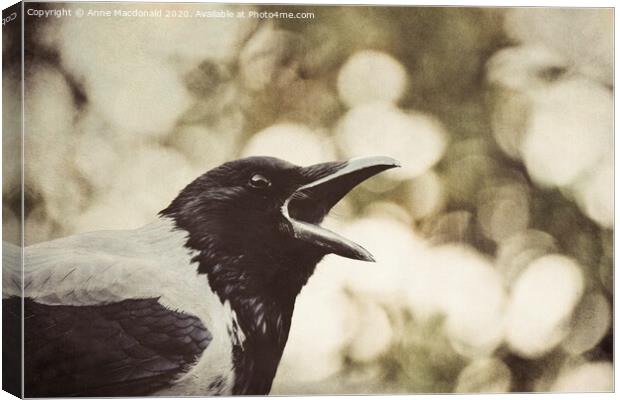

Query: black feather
left=159, top=157, right=347, bottom=394
left=15, top=297, right=211, bottom=397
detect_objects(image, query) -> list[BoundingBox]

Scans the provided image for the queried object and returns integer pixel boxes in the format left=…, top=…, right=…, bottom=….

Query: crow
left=3, top=155, right=399, bottom=397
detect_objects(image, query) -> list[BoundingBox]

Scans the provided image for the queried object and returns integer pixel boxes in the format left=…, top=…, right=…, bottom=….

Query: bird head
left=161, top=156, right=399, bottom=393
left=161, top=156, right=400, bottom=266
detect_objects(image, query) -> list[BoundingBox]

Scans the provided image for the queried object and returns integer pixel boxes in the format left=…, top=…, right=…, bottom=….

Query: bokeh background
left=2, top=2, right=613, bottom=394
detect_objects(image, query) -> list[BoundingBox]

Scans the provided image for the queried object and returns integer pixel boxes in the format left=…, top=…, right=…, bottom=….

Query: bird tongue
left=284, top=156, right=400, bottom=262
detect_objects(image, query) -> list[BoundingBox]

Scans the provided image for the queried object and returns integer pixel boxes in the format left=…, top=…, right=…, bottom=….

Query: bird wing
left=17, top=296, right=212, bottom=397
left=2, top=242, right=22, bottom=397
left=7, top=221, right=228, bottom=396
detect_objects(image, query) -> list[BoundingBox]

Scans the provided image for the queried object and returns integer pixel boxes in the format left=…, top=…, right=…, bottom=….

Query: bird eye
left=249, top=174, right=271, bottom=189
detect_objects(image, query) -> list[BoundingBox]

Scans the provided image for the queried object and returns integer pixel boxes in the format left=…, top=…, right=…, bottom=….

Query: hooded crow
left=4, top=155, right=399, bottom=397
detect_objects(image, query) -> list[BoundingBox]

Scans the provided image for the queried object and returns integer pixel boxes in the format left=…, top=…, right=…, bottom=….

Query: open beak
left=283, top=156, right=400, bottom=262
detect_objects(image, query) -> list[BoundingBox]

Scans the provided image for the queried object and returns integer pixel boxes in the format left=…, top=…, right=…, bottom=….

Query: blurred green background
left=2, top=3, right=613, bottom=394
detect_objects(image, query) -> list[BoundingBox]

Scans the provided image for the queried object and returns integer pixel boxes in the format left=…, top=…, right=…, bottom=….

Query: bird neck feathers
left=195, top=251, right=303, bottom=395
left=159, top=215, right=318, bottom=394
